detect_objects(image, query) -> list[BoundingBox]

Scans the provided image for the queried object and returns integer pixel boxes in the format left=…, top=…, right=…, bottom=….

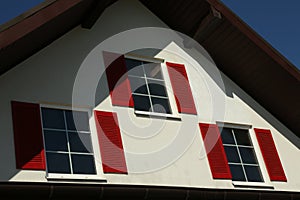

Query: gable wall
left=0, top=0, right=299, bottom=192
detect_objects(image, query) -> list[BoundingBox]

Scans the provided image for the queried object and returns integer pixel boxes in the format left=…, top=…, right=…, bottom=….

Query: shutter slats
left=199, top=123, right=232, bottom=179
left=94, top=110, right=127, bottom=174
left=166, top=62, right=197, bottom=115
left=11, top=101, right=45, bottom=170
left=103, top=51, right=134, bottom=107
left=254, top=128, right=287, bottom=182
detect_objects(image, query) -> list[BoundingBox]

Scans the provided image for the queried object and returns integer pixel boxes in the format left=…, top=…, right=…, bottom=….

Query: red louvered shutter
left=94, top=110, right=127, bottom=174
left=11, top=101, right=45, bottom=170
left=166, top=62, right=197, bottom=114
left=103, top=51, right=134, bottom=107
left=199, top=123, right=232, bottom=179
left=254, top=128, right=287, bottom=181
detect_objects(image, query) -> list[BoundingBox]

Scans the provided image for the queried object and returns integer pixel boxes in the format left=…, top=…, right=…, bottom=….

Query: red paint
left=94, top=110, right=127, bottom=174
left=103, top=52, right=134, bottom=107
left=254, top=128, right=287, bottom=182
left=199, top=123, right=232, bottom=179
left=166, top=62, right=197, bottom=115
left=11, top=101, right=45, bottom=170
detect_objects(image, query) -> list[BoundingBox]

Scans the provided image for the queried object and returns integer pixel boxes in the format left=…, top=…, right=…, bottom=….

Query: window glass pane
left=151, top=97, right=171, bottom=114
left=65, top=111, right=90, bottom=131
left=224, top=146, right=241, bottom=163
left=69, top=132, right=93, bottom=153
left=234, top=129, right=251, bottom=146
left=148, top=80, right=167, bottom=97
left=46, top=153, right=70, bottom=174
left=220, top=128, right=235, bottom=144
left=44, top=130, right=68, bottom=152
left=125, top=59, right=144, bottom=77
left=71, top=154, right=96, bottom=174
left=143, top=63, right=163, bottom=79
left=244, top=166, right=263, bottom=182
left=229, top=164, right=246, bottom=181
left=42, top=108, right=65, bottom=129
left=239, top=147, right=257, bottom=164
left=128, top=76, right=148, bottom=94
left=132, top=94, right=152, bottom=112
left=126, top=58, right=172, bottom=115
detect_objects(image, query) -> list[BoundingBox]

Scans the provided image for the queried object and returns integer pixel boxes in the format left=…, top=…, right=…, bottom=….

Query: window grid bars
left=127, top=74, right=165, bottom=82
left=142, top=62, right=154, bottom=113
left=42, top=109, right=95, bottom=175
left=45, top=150, right=93, bottom=156
left=128, top=60, right=171, bottom=113
left=131, top=92, right=169, bottom=99
left=228, top=162, right=259, bottom=167
left=231, top=129, right=248, bottom=182
left=43, top=127, right=91, bottom=134
left=223, top=144, right=253, bottom=149
left=63, top=110, right=74, bottom=174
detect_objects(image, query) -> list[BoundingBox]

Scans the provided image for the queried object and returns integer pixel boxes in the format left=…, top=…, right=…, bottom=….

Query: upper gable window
left=220, top=127, right=263, bottom=182
left=41, top=107, right=96, bottom=175
left=125, top=58, right=172, bottom=114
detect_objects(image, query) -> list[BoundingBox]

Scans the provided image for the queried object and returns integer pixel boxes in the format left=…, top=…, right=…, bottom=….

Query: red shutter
left=94, top=110, right=127, bottom=174
left=11, top=101, right=45, bottom=170
left=199, top=123, right=232, bottom=179
left=103, top=51, right=134, bottom=107
left=166, top=62, right=197, bottom=114
left=254, top=128, right=287, bottom=182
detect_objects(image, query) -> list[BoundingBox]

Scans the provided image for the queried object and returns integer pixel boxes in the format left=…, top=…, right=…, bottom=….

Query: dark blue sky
left=0, top=0, right=299, bottom=69
left=0, top=0, right=44, bottom=24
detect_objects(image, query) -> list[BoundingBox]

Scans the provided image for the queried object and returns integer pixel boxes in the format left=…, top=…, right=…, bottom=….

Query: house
left=0, top=0, right=299, bottom=199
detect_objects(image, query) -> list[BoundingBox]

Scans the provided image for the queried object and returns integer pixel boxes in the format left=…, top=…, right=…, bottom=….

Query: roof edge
left=206, top=0, right=300, bottom=81
left=0, top=0, right=58, bottom=32
left=0, top=182, right=299, bottom=199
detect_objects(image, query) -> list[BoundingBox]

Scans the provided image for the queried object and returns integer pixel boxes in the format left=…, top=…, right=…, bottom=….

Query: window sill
left=134, top=110, right=181, bottom=121
left=46, top=173, right=107, bottom=183
left=232, top=181, right=274, bottom=189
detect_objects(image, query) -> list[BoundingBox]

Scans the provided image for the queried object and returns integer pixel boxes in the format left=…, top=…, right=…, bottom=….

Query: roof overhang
left=139, top=0, right=300, bottom=136
left=0, top=0, right=299, bottom=136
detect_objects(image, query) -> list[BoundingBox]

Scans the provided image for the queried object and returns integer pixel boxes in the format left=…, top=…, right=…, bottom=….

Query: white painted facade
left=0, top=0, right=299, bottom=193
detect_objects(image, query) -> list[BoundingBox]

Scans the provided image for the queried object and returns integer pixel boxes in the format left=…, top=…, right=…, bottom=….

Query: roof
left=0, top=0, right=299, bottom=135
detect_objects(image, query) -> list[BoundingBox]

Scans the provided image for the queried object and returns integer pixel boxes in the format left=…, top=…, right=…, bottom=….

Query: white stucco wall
left=0, top=0, right=299, bottom=192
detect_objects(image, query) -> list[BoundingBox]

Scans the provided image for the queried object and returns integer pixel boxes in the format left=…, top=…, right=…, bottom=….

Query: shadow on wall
left=0, top=101, right=21, bottom=180
left=182, top=37, right=300, bottom=149
left=0, top=155, right=21, bottom=181
left=94, top=49, right=162, bottom=107
left=219, top=72, right=300, bottom=149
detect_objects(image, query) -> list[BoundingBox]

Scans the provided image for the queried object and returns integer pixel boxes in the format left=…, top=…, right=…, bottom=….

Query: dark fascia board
left=206, top=0, right=300, bottom=82
left=0, top=0, right=57, bottom=33
left=0, top=0, right=83, bottom=50
left=0, top=182, right=299, bottom=199
left=0, top=0, right=96, bottom=75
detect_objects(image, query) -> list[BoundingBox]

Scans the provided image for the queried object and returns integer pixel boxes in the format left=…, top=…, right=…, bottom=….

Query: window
left=41, top=107, right=96, bottom=175
left=125, top=58, right=172, bottom=114
left=220, top=127, right=263, bottom=182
